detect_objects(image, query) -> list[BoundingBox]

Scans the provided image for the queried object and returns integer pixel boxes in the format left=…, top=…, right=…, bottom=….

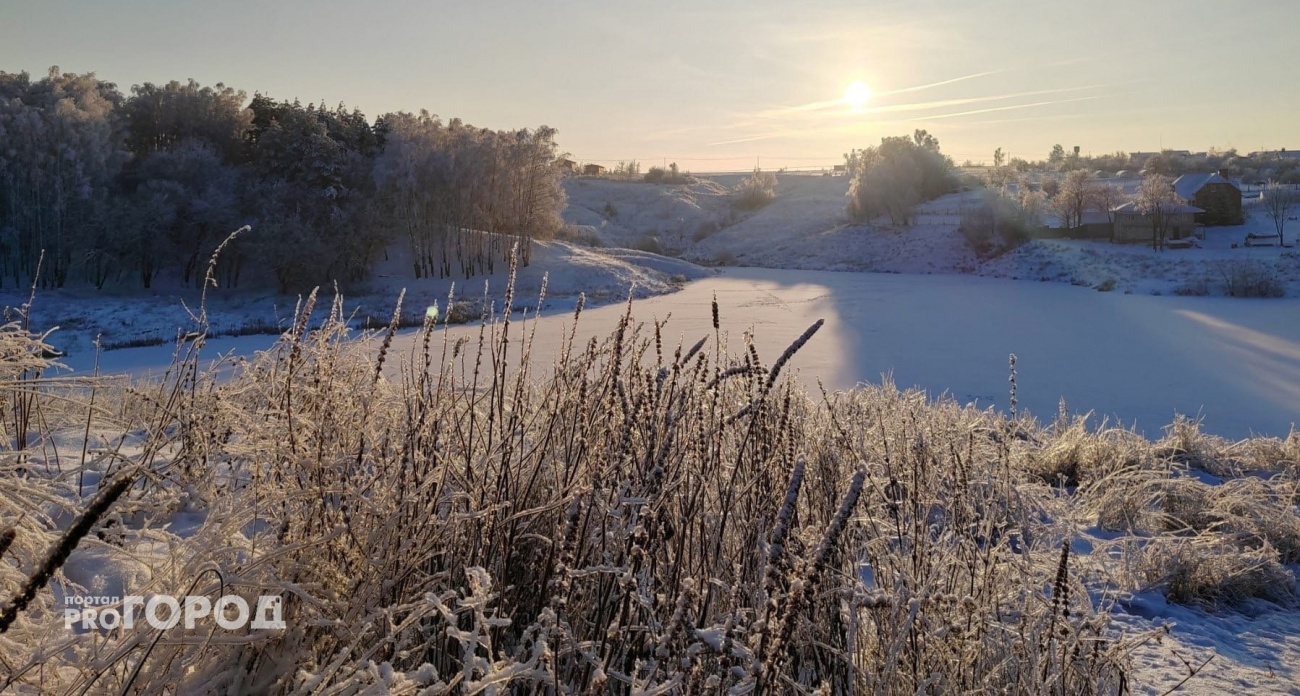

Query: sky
left=2, top=0, right=1298, bottom=171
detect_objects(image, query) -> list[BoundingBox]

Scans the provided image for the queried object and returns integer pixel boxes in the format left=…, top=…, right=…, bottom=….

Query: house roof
left=1172, top=172, right=1236, bottom=199
left=1112, top=201, right=1204, bottom=215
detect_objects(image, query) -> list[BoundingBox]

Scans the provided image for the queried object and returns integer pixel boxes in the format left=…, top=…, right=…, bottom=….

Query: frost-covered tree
left=1052, top=170, right=1099, bottom=229
left=0, top=66, right=565, bottom=293
left=1135, top=173, right=1182, bottom=251
left=1262, top=181, right=1296, bottom=245
left=122, top=79, right=253, bottom=162
left=129, top=140, right=242, bottom=287
left=372, top=112, right=564, bottom=278
left=1095, top=182, right=1125, bottom=224
left=0, top=67, right=125, bottom=288
left=245, top=97, right=380, bottom=291
left=1040, top=177, right=1060, bottom=199
left=847, top=135, right=955, bottom=225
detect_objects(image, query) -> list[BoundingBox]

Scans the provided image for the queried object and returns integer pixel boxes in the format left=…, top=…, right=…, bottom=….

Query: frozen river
left=78, top=267, right=1300, bottom=439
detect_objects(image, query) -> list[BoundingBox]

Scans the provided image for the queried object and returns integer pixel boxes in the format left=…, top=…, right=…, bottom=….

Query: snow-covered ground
left=986, top=210, right=1300, bottom=296
left=2, top=237, right=711, bottom=359
left=1109, top=581, right=1300, bottom=694
left=561, top=176, right=736, bottom=252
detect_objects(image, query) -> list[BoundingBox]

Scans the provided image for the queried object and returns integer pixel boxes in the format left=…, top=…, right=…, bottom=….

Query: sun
left=843, top=81, right=874, bottom=111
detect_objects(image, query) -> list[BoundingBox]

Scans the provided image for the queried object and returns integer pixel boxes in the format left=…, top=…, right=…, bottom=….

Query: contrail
left=754, top=83, right=1109, bottom=121
left=874, top=69, right=1005, bottom=97
left=758, top=69, right=1005, bottom=117
left=707, top=133, right=788, bottom=146
left=921, top=95, right=1106, bottom=121
left=712, top=91, right=1111, bottom=145
left=848, top=85, right=1106, bottom=117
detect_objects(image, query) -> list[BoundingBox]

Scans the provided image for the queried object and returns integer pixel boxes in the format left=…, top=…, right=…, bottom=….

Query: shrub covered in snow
left=1221, top=261, right=1286, bottom=298
left=959, top=189, right=1037, bottom=258
left=731, top=167, right=778, bottom=211
left=644, top=162, right=694, bottom=185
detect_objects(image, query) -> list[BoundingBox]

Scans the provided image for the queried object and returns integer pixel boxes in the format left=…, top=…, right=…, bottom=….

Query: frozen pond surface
left=77, top=267, right=1300, bottom=439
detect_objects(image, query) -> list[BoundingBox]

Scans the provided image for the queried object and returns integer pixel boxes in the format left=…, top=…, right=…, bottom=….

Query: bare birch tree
left=1263, top=180, right=1296, bottom=245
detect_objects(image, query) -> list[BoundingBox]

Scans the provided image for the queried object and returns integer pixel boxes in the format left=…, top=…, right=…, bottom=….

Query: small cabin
left=582, top=163, right=607, bottom=176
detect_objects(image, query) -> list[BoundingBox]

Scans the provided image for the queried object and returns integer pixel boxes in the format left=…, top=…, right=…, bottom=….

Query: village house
left=1172, top=172, right=1242, bottom=225
left=1110, top=201, right=1202, bottom=244
left=554, top=158, right=577, bottom=174
left=582, top=163, right=607, bottom=176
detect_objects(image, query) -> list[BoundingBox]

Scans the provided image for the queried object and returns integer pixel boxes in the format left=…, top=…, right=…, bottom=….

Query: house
left=555, top=158, right=578, bottom=174
left=582, top=163, right=607, bottom=176
left=1172, top=172, right=1242, bottom=225
left=1110, top=201, right=1202, bottom=243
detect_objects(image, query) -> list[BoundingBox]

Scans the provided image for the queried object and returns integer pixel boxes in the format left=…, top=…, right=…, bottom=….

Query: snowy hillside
left=561, top=176, right=735, bottom=252
left=563, top=176, right=1300, bottom=297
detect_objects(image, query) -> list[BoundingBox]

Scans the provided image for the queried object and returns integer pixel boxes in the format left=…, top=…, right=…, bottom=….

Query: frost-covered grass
left=1, top=261, right=1298, bottom=693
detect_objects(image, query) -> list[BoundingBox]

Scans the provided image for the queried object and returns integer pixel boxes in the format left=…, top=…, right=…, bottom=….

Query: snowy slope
left=561, top=176, right=734, bottom=251
left=563, top=178, right=1299, bottom=297
left=2, top=237, right=711, bottom=360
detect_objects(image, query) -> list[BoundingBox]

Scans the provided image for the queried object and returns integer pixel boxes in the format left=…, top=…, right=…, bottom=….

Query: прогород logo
left=64, top=594, right=285, bottom=631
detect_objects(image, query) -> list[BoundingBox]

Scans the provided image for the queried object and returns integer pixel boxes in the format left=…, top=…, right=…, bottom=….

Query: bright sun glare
left=843, top=81, right=873, bottom=110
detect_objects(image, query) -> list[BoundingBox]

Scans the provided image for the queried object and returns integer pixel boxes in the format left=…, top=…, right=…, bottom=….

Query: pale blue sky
left=3, top=0, right=1297, bottom=170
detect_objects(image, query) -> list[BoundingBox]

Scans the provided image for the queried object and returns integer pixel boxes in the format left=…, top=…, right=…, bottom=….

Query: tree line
left=0, top=67, right=565, bottom=292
